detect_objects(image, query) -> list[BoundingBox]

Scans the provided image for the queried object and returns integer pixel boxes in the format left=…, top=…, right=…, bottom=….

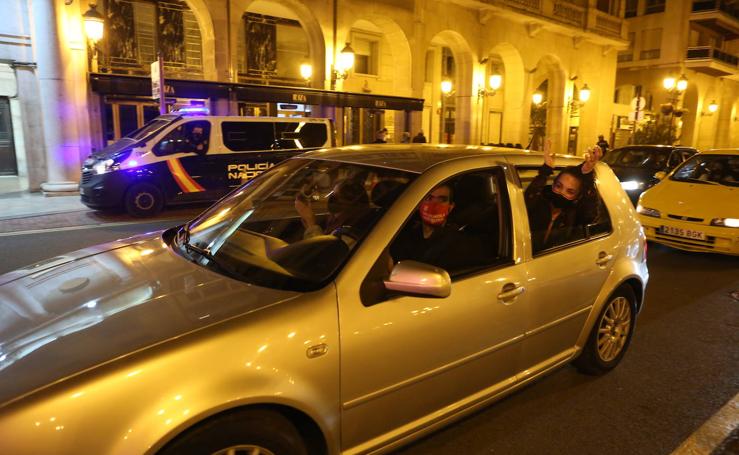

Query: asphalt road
left=0, top=220, right=737, bottom=454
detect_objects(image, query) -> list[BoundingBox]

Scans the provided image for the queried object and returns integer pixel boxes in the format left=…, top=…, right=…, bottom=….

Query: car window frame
left=152, top=119, right=212, bottom=157
left=359, top=165, right=515, bottom=307
left=514, top=164, right=614, bottom=257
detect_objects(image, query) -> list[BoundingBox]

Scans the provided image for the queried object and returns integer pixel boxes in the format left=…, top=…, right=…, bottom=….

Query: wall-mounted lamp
left=330, top=43, right=355, bottom=90
left=83, top=3, right=105, bottom=42
left=532, top=92, right=544, bottom=105
left=299, top=63, right=313, bottom=82
left=478, top=71, right=503, bottom=98
left=578, top=83, right=591, bottom=103
left=702, top=100, right=719, bottom=116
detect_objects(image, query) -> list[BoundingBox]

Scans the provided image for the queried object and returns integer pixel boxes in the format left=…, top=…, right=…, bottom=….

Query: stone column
left=31, top=0, right=80, bottom=193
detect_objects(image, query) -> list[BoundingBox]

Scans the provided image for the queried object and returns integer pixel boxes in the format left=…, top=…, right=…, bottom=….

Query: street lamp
left=532, top=92, right=543, bottom=105
left=330, top=43, right=355, bottom=90
left=477, top=71, right=503, bottom=98
left=440, top=80, right=453, bottom=143
left=702, top=100, right=719, bottom=116
left=83, top=3, right=105, bottom=72
left=300, top=63, right=313, bottom=83
left=663, top=74, right=688, bottom=143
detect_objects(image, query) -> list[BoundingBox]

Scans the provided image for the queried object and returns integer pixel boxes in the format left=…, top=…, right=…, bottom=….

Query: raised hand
left=543, top=138, right=555, bottom=168
left=582, top=144, right=603, bottom=174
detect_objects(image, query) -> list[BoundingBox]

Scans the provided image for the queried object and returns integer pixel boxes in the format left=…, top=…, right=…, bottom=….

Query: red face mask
left=419, top=201, right=451, bottom=226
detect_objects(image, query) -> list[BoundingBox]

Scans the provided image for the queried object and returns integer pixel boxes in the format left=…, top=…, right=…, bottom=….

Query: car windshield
left=173, top=158, right=415, bottom=291
left=603, top=148, right=670, bottom=169
left=124, top=116, right=178, bottom=141
left=670, top=154, right=739, bottom=187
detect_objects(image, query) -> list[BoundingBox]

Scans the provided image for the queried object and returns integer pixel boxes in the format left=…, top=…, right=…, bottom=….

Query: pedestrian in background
left=400, top=131, right=411, bottom=143
left=412, top=130, right=427, bottom=143
left=373, top=128, right=388, bottom=143
left=597, top=134, right=609, bottom=157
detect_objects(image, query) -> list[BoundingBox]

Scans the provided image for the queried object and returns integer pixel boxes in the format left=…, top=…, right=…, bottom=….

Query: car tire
left=158, top=408, right=309, bottom=455
left=574, top=285, right=637, bottom=375
left=124, top=182, right=164, bottom=217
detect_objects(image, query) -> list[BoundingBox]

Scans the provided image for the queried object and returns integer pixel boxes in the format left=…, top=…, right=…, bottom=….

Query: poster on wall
left=245, top=13, right=277, bottom=78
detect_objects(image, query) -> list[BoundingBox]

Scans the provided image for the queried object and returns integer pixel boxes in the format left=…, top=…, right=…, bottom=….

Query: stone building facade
left=1, top=0, right=628, bottom=194
left=614, top=0, right=739, bottom=149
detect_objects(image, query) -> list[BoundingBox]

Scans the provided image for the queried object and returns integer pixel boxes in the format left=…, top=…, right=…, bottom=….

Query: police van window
left=222, top=122, right=276, bottom=151
left=153, top=120, right=211, bottom=156
left=274, top=122, right=328, bottom=150
left=517, top=165, right=612, bottom=255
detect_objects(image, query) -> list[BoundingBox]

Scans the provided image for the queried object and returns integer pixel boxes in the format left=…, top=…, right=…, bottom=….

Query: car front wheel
left=574, top=285, right=637, bottom=375
left=124, top=182, right=164, bottom=217
left=158, top=409, right=308, bottom=455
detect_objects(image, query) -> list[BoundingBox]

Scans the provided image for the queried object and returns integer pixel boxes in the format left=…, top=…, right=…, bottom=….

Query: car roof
left=300, top=144, right=583, bottom=173
left=612, top=145, right=696, bottom=152
left=700, top=148, right=739, bottom=156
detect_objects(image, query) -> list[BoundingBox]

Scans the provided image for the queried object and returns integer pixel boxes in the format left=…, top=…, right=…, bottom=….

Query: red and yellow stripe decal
left=167, top=158, right=205, bottom=193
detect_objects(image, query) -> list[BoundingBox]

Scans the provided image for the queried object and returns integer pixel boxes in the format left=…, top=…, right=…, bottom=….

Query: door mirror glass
left=383, top=260, right=451, bottom=298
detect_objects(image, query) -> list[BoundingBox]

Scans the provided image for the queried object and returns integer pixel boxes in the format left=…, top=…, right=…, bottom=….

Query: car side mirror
left=383, top=260, right=451, bottom=298
left=654, top=171, right=667, bottom=180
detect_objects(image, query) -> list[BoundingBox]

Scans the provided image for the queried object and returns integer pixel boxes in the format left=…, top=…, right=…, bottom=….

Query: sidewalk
left=0, top=191, right=201, bottom=234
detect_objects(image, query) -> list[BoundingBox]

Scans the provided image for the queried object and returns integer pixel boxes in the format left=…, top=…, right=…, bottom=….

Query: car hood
left=640, top=180, right=739, bottom=219
left=0, top=232, right=300, bottom=408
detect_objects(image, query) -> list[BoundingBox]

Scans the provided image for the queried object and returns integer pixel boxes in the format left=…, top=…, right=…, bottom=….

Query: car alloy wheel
left=596, top=296, right=631, bottom=362
left=212, top=445, right=276, bottom=455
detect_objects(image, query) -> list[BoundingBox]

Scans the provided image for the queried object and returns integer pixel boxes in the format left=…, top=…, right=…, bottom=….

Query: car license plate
left=660, top=225, right=705, bottom=240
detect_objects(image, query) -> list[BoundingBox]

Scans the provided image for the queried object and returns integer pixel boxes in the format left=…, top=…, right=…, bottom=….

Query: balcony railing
left=692, top=0, right=739, bottom=20
left=686, top=46, right=739, bottom=66
left=483, top=0, right=625, bottom=39
left=617, top=52, right=634, bottom=63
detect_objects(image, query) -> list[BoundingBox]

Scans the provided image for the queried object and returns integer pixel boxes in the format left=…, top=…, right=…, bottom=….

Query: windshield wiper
left=177, top=223, right=227, bottom=269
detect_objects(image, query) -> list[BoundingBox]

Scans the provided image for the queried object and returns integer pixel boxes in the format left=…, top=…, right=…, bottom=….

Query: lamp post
left=83, top=3, right=105, bottom=73
left=440, top=80, right=453, bottom=143
left=330, top=43, right=355, bottom=90
left=663, top=74, right=688, bottom=143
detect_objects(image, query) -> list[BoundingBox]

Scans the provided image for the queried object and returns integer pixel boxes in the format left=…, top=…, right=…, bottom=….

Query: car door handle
left=497, top=283, right=525, bottom=301
left=596, top=252, right=613, bottom=266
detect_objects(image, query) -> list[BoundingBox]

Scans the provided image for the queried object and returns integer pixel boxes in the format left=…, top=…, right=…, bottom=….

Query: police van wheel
left=124, top=183, right=164, bottom=217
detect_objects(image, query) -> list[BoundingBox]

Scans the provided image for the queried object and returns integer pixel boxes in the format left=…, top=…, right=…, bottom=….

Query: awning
left=89, top=73, right=424, bottom=111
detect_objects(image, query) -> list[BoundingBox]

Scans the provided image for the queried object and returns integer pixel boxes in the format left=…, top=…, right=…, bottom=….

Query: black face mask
left=545, top=186, right=576, bottom=209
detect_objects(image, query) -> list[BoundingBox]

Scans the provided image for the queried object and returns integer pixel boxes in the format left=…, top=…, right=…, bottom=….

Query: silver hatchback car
left=0, top=146, right=648, bottom=454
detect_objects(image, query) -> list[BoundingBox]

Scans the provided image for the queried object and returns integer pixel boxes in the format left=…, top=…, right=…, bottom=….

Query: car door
left=336, top=166, right=528, bottom=452
left=516, top=165, right=616, bottom=374
left=154, top=120, right=219, bottom=203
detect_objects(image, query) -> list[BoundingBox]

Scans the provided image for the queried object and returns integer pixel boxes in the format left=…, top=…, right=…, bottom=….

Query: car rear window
left=605, top=148, right=670, bottom=168
left=274, top=122, right=328, bottom=150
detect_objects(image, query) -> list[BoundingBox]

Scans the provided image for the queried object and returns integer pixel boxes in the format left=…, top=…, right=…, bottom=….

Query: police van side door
left=153, top=119, right=219, bottom=203
left=221, top=121, right=284, bottom=189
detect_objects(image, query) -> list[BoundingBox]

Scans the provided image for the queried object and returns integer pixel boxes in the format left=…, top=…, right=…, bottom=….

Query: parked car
left=79, top=111, right=335, bottom=216
left=637, top=149, right=739, bottom=255
left=603, top=145, right=698, bottom=203
left=0, top=145, right=648, bottom=455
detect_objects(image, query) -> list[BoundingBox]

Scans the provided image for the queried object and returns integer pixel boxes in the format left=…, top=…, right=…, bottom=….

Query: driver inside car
left=390, top=183, right=483, bottom=273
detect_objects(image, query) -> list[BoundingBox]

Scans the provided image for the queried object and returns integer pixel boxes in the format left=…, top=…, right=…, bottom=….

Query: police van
left=79, top=112, right=335, bottom=216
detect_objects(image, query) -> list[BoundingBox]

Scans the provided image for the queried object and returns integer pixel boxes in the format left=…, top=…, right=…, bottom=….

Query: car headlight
left=636, top=204, right=661, bottom=218
left=710, top=218, right=739, bottom=228
left=620, top=180, right=644, bottom=191
left=92, top=159, right=118, bottom=175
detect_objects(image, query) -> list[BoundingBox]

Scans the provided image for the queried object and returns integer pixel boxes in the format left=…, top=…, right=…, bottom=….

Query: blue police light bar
left=176, top=106, right=210, bottom=116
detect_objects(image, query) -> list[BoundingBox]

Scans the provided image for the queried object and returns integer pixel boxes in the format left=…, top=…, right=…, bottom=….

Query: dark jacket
left=524, top=164, right=598, bottom=252
left=390, top=220, right=483, bottom=273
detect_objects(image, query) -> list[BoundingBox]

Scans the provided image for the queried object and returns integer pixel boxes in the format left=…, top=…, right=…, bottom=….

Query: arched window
left=100, top=0, right=203, bottom=79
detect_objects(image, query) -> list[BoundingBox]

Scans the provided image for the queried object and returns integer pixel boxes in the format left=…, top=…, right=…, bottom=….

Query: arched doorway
left=482, top=43, right=525, bottom=146
left=425, top=31, right=474, bottom=144
left=528, top=55, right=566, bottom=152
